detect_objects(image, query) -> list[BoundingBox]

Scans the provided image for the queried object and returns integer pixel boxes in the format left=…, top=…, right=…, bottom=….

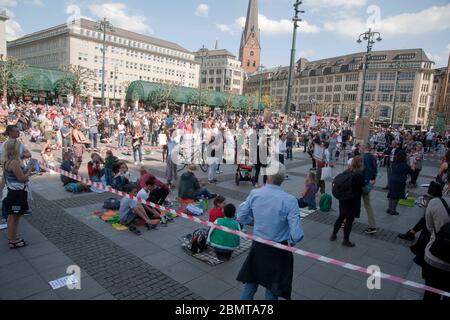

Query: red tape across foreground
left=40, top=161, right=450, bottom=298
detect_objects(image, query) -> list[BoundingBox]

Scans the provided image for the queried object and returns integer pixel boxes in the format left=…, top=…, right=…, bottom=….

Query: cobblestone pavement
left=25, top=193, right=201, bottom=300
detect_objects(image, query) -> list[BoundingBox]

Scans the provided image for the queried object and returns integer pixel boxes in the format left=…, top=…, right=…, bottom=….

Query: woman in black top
left=387, top=151, right=413, bottom=215
left=330, top=155, right=365, bottom=247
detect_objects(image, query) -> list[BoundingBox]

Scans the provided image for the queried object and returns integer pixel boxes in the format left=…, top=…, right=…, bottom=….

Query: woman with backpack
left=330, top=155, right=365, bottom=247
left=422, top=186, right=450, bottom=300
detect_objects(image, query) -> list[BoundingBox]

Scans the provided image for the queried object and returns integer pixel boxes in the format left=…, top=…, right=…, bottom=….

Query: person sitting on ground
left=30, top=127, right=43, bottom=144
left=298, top=172, right=318, bottom=210
left=112, top=162, right=131, bottom=191
left=119, top=185, right=160, bottom=236
left=137, top=166, right=170, bottom=205
left=208, top=203, right=241, bottom=261
left=87, top=153, right=105, bottom=182
left=60, top=152, right=89, bottom=193
left=41, top=141, right=57, bottom=169
left=100, top=127, right=113, bottom=144
left=136, top=177, right=161, bottom=229
left=209, top=196, right=226, bottom=223
left=104, top=150, right=118, bottom=186
left=178, top=164, right=217, bottom=200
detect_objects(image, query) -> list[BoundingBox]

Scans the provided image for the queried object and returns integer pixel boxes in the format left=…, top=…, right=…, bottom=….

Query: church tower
left=239, top=0, right=261, bottom=74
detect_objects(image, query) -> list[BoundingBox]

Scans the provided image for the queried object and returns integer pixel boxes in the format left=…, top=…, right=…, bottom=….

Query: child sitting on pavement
left=119, top=186, right=160, bottom=236
left=136, top=177, right=161, bottom=228
left=104, top=150, right=118, bottom=186
left=209, top=196, right=226, bottom=223
left=207, top=204, right=241, bottom=261
left=298, top=172, right=318, bottom=210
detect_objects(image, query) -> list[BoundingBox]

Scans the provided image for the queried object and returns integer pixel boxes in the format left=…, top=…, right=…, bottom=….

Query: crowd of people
left=0, top=100, right=450, bottom=300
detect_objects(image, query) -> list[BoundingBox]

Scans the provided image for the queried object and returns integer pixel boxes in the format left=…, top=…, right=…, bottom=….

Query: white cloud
left=195, top=4, right=208, bottom=17
left=2, top=8, right=22, bottom=40
left=324, top=4, right=450, bottom=38
left=89, top=3, right=153, bottom=34
left=0, top=0, right=17, bottom=7
left=216, top=24, right=233, bottom=35
left=426, top=52, right=441, bottom=63
left=306, top=0, right=366, bottom=8
left=236, top=14, right=320, bottom=36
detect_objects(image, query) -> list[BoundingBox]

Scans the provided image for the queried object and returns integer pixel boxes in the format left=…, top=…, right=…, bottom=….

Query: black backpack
left=429, top=199, right=450, bottom=263
left=332, top=171, right=354, bottom=201
left=188, top=229, right=209, bottom=254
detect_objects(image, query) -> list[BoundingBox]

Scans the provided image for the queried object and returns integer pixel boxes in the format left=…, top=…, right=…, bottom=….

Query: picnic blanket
left=181, top=235, right=252, bottom=266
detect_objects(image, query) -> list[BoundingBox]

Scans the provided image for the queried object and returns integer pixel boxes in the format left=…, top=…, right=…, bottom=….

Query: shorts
left=120, top=210, right=137, bottom=226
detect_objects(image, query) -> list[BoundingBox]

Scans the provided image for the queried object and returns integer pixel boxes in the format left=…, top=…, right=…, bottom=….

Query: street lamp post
left=390, top=62, right=401, bottom=126
left=198, top=46, right=208, bottom=114
left=95, top=18, right=114, bottom=109
left=258, top=65, right=265, bottom=118
left=285, top=0, right=304, bottom=116
left=357, top=28, right=382, bottom=118
left=113, top=65, right=118, bottom=108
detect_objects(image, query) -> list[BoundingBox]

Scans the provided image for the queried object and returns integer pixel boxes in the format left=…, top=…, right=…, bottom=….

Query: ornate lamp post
left=357, top=29, right=382, bottom=118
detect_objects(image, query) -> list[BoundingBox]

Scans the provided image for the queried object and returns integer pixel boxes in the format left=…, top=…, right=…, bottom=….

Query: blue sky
left=2, top=0, right=450, bottom=68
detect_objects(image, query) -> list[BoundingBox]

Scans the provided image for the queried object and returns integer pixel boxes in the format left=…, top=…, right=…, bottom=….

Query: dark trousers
left=214, top=247, right=233, bottom=261
left=311, top=158, right=316, bottom=169
left=332, top=204, right=355, bottom=241
left=410, top=169, right=421, bottom=185
left=254, top=164, right=268, bottom=185
left=149, top=187, right=169, bottom=205
left=422, top=262, right=450, bottom=300
left=412, top=216, right=426, bottom=233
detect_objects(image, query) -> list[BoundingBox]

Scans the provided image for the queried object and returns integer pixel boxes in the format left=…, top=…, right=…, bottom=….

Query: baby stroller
left=235, top=164, right=256, bottom=186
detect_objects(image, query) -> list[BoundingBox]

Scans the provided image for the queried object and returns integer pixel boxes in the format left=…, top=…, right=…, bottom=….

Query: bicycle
left=176, top=146, right=208, bottom=173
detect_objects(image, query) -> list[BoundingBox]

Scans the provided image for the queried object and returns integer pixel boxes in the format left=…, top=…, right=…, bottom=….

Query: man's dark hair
left=223, top=204, right=236, bottom=218
left=145, top=176, right=156, bottom=187
left=124, top=185, right=137, bottom=194
left=5, top=125, right=18, bottom=136
left=394, top=151, right=407, bottom=163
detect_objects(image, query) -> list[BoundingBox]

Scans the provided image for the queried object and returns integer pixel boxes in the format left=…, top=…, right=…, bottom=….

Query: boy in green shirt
left=208, top=204, right=241, bottom=261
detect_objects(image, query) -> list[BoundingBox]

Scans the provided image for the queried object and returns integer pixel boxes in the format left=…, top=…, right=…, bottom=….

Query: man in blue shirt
left=236, top=168, right=304, bottom=300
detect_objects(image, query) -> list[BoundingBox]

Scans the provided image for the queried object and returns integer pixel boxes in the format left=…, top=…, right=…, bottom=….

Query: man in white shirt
left=277, top=134, right=289, bottom=180
left=136, top=177, right=161, bottom=225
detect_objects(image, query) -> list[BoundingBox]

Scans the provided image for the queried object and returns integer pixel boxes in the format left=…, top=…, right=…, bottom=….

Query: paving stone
left=0, top=274, right=49, bottom=300
left=0, top=260, right=37, bottom=285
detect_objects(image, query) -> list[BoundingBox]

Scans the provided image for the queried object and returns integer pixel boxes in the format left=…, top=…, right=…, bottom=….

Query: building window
left=250, top=51, right=254, bottom=57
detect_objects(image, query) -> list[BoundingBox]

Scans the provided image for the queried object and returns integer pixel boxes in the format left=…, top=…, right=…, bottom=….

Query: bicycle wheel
left=178, top=164, right=187, bottom=173
left=199, top=163, right=208, bottom=173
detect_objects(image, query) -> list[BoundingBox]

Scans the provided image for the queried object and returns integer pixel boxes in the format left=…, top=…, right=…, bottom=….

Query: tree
left=0, top=55, right=28, bottom=104
left=223, top=92, right=235, bottom=116
left=394, top=104, right=411, bottom=128
left=341, top=103, right=357, bottom=123
left=366, top=102, right=381, bottom=126
left=56, top=65, right=96, bottom=102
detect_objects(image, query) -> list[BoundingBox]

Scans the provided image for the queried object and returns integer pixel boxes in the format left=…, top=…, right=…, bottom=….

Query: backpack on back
left=188, top=228, right=209, bottom=254
left=103, top=198, right=120, bottom=210
left=319, top=193, right=332, bottom=212
left=429, top=199, right=450, bottom=263
left=332, top=171, right=354, bottom=201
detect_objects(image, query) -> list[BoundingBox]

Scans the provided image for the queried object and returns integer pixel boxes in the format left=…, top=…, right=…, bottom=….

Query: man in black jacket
left=362, top=143, right=378, bottom=234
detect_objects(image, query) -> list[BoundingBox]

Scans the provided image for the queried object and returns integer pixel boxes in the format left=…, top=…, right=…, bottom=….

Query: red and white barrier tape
left=89, top=145, right=162, bottom=152
left=39, top=161, right=450, bottom=298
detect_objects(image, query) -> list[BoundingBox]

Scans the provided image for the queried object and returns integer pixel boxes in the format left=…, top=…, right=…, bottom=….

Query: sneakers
left=134, top=162, right=138, bottom=166
left=129, top=226, right=141, bottom=236
left=387, top=210, right=399, bottom=216
left=140, top=161, right=145, bottom=165
left=364, top=228, right=377, bottom=235
left=0, top=219, right=7, bottom=230
left=398, top=231, right=415, bottom=241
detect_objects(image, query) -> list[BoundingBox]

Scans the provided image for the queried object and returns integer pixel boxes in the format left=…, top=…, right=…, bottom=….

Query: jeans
left=118, top=133, right=126, bottom=148
left=208, top=163, right=217, bottom=181
left=316, top=166, right=326, bottom=194
left=194, top=187, right=213, bottom=199
left=133, top=145, right=143, bottom=162
left=109, top=125, right=115, bottom=137
left=241, top=283, right=278, bottom=301
left=104, top=168, right=113, bottom=186
left=89, top=132, right=98, bottom=149
left=389, top=199, right=399, bottom=213
left=286, top=141, right=293, bottom=160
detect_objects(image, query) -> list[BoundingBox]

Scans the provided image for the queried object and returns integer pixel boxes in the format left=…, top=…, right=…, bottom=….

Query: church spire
left=239, top=0, right=261, bottom=74
left=243, top=0, right=260, bottom=47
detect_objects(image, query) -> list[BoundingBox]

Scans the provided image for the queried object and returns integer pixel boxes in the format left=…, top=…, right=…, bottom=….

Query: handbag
left=321, top=166, right=333, bottom=182
left=429, top=199, right=450, bottom=263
